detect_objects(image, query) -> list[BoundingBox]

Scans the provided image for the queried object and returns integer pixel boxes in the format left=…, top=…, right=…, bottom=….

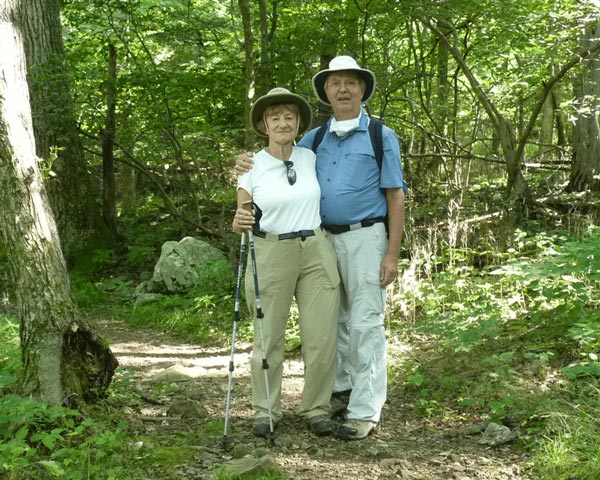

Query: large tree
left=0, top=0, right=117, bottom=405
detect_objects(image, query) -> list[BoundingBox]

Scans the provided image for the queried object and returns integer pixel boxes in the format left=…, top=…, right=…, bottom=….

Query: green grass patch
left=526, top=382, right=600, bottom=480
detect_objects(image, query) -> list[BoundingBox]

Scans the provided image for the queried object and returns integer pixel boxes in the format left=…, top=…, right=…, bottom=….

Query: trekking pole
left=222, top=231, right=247, bottom=449
left=247, top=228, right=275, bottom=443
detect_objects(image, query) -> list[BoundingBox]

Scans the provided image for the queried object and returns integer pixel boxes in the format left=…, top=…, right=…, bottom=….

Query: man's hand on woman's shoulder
left=234, top=151, right=255, bottom=175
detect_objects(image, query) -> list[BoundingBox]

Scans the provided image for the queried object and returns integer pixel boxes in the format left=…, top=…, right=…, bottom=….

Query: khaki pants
left=245, top=229, right=340, bottom=422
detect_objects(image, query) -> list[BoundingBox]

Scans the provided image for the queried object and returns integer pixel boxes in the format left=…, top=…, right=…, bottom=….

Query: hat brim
left=250, top=92, right=313, bottom=137
left=312, top=68, right=375, bottom=106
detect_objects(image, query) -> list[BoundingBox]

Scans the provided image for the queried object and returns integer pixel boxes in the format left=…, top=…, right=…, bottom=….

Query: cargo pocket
left=359, top=272, right=386, bottom=327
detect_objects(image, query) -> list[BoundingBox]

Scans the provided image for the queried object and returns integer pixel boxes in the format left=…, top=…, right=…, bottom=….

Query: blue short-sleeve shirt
left=299, top=110, right=406, bottom=226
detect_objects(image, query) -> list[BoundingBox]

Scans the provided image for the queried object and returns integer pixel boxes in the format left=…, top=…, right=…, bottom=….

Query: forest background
left=1, top=0, right=600, bottom=479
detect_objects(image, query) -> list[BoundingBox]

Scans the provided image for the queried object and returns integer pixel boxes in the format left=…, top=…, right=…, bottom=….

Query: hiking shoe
left=330, top=390, right=351, bottom=418
left=309, top=414, right=333, bottom=436
left=253, top=417, right=276, bottom=438
left=337, top=419, right=379, bottom=441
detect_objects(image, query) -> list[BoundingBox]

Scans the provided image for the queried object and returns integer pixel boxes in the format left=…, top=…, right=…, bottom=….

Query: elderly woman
left=233, top=87, right=340, bottom=438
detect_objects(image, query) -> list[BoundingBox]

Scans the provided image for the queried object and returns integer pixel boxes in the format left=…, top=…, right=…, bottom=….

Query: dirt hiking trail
left=96, top=317, right=530, bottom=480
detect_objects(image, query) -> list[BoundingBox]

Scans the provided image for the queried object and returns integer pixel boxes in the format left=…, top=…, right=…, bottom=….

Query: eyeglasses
left=284, top=161, right=296, bottom=185
left=325, top=79, right=360, bottom=91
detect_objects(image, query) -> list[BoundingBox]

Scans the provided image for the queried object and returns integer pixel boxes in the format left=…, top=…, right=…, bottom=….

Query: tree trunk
left=20, top=0, right=111, bottom=263
left=436, top=26, right=450, bottom=136
left=102, top=44, right=118, bottom=238
left=538, top=71, right=555, bottom=156
left=0, top=3, right=117, bottom=405
left=255, top=0, right=273, bottom=97
left=238, top=0, right=255, bottom=150
left=120, top=164, right=137, bottom=217
left=553, top=89, right=567, bottom=148
left=567, top=21, right=600, bottom=192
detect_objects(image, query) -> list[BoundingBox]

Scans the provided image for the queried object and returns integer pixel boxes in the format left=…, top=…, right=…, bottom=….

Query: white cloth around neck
left=329, top=116, right=361, bottom=137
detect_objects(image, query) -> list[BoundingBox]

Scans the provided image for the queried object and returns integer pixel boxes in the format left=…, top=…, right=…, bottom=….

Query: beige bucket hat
left=250, top=87, right=313, bottom=137
left=312, top=55, right=376, bottom=105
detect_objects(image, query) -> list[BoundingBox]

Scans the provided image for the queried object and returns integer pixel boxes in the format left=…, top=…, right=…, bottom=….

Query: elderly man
left=235, top=56, right=407, bottom=440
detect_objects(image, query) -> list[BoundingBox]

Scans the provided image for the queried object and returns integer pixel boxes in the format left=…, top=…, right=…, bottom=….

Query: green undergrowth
left=0, top=318, right=131, bottom=479
left=0, top=320, right=237, bottom=480
left=70, top=242, right=254, bottom=346
left=390, top=224, right=600, bottom=477
left=68, top=198, right=252, bottom=345
left=72, top=274, right=254, bottom=345
left=0, top=394, right=129, bottom=479
left=4, top=207, right=600, bottom=478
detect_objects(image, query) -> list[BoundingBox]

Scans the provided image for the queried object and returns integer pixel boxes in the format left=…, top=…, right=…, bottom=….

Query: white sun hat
left=312, top=55, right=376, bottom=105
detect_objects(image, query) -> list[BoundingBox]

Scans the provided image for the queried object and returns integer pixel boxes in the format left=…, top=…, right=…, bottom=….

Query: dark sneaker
left=253, top=417, right=276, bottom=438
left=337, top=419, right=379, bottom=441
left=330, top=390, right=351, bottom=418
left=309, top=414, right=333, bottom=436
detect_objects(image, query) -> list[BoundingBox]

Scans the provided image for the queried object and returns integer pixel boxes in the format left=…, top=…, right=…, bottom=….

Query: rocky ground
left=96, top=318, right=531, bottom=480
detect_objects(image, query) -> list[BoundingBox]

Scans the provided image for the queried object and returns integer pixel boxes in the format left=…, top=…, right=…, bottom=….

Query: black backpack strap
left=368, top=117, right=388, bottom=235
left=311, top=124, right=328, bottom=153
left=368, top=118, right=384, bottom=170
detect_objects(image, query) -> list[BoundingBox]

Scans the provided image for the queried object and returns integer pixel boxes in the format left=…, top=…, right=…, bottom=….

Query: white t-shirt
left=237, top=146, right=322, bottom=233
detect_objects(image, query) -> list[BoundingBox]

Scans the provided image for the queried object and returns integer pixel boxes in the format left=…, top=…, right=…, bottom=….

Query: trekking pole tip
left=221, top=435, right=233, bottom=450
left=266, top=431, right=276, bottom=446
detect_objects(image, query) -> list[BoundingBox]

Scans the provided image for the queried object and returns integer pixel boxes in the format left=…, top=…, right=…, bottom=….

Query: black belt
left=322, top=217, right=385, bottom=234
left=254, top=229, right=317, bottom=240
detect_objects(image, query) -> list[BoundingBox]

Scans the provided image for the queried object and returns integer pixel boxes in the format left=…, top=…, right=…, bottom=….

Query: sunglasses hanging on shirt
left=283, top=161, right=296, bottom=185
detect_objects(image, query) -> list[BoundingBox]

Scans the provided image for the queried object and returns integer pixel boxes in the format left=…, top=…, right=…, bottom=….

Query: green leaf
left=408, top=372, right=425, bottom=387
left=562, top=363, right=600, bottom=379
left=38, top=460, right=65, bottom=476
left=14, top=426, right=28, bottom=441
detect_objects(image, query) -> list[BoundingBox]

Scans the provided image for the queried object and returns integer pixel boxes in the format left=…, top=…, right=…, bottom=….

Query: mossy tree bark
left=19, top=0, right=112, bottom=264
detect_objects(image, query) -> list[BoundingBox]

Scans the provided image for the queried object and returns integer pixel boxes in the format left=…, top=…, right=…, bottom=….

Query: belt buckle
left=299, top=229, right=315, bottom=240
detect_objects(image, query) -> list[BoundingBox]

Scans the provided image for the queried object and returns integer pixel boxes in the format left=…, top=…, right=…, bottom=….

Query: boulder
left=167, top=399, right=209, bottom=419
left=151, top=364, right=207, bottom=382
left=133, top=292, right=164, bottom=307
left=220, top=454, right=279, bottom=478
left=478, top=422, right=516, bottom=446
left=148, top=236, right=229, bottom=293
